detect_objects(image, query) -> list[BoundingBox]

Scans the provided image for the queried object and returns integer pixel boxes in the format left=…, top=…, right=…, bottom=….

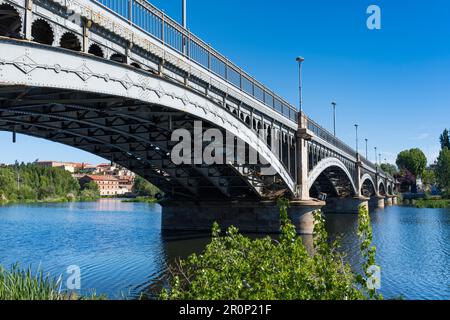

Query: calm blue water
left=0, top=199, right=449, bottom=300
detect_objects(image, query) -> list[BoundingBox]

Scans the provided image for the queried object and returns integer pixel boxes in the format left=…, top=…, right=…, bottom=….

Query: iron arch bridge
left=0, top=0, right=397, bottom=233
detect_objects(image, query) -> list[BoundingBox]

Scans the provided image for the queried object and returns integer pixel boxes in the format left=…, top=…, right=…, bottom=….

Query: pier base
left=322, top=196, right=369, bottom=214
left=392, top=196, right=398, bottom=205
left=370, top=195, right=385, bottom=209
left=161, top=199, right=325, bottom=235
left=385, top=196, right=393, bottom=206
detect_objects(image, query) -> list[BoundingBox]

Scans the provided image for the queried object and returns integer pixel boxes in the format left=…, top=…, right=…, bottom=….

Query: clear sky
left=1, top=0, right=449, bottom=165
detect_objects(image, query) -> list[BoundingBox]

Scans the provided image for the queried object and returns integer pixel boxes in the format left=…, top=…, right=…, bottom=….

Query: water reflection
left=0, top=200, right=448, bottom=300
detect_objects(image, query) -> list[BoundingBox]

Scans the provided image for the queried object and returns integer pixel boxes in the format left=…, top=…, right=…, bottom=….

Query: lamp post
left=365, top=138, right=368, bottom=159
left=296, top=57, right=305, bottom=113
left=331, top=101, right=337, bottom=136
left=354, top=124, right=359, bottom=155
left=379, top=153, right=382, bottom=165
left=182, top=0, right=187, bottom=28
left=375, top=147, right=378, bottom=165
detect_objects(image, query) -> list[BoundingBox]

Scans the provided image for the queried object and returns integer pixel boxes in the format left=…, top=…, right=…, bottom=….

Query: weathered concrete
left=322, top=196, right=369, bottom=214
left=392, top=196, right=398, bottom=205
left=371, top=195, right=385, bottom=209
left=161, top=199, right=325, bottom=235
left=385, top=196, right=393, bottom=206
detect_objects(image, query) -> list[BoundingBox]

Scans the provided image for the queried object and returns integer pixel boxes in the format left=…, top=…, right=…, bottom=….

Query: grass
left=121, top=196, right=157, bottom=203
left=0, top=264, right=105, bottom=300
left=0, top=196, right=100, bottom=206
left=414, top=199, right=450, bottom=209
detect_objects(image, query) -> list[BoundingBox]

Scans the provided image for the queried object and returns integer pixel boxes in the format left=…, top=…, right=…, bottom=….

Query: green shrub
left=161, top=200, right=382, bottom=300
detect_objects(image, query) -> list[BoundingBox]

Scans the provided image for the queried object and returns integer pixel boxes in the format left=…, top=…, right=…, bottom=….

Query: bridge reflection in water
left=0, top=0, right=396, bottom=234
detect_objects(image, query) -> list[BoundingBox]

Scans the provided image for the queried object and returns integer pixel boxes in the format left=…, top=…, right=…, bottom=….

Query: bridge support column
left=392, top=196, right=398, bottom=205
left=161, top=199, right=325, bottom=235
left=375, top=195, right=385, bottom=209
left=369, top=195, right=385, bottom=209
left=385, top=196, right=393, bottom=206
left=296, top=112, right=313, bottom=200
left=323, top=196, right=369, bottom=214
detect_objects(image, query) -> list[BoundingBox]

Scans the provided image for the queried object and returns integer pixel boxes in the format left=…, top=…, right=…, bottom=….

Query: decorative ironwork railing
left=92, top=0, right=298, bottom=122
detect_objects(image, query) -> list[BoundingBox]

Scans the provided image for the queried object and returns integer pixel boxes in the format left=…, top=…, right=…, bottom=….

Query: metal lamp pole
left=331, top=101, right=337, bottom=136
left=375, top=147, right=378, bottom=165
left=182, top=0, right=187, bottom=28
left=354, top=124, right=359, bottom=155
left=365, top=138, right=368, bottom=159
left=296, top=57, right=305, bottom=113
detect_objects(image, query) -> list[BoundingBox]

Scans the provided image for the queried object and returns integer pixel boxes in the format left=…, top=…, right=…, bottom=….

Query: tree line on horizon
left=0, top=162, right=99, bottom=203
left=380, top=129, right=450, bottom=196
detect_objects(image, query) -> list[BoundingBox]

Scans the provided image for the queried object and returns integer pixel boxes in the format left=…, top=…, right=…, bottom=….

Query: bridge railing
left=306, top=118, right=356, bottom=158
left=307, top=118, right=394, bottom=180
left=91, top=0, right=298, bottom=123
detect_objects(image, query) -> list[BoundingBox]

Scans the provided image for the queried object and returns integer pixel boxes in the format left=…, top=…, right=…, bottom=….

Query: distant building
left=35, top=161, right=94, bottom=174
left=78, top=175, right=126, bottom=196
left=118, top=175, right=134, bottom=193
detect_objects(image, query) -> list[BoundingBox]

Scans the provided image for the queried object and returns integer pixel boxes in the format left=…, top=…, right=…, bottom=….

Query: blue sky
left=1, top=0, right=449, bottom=165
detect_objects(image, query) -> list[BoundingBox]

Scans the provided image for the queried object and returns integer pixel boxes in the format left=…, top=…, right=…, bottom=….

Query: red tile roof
left=81, top=175, right=118, bottom=181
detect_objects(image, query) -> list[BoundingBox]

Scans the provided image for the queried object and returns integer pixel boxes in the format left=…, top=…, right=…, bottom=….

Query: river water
left=0, top=199, right=448, bottom=300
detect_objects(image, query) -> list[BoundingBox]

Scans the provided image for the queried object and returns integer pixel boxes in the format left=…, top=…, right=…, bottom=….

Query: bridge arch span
left=361, top=173, right=376, bottom=197
left=0, top=39, right=295, bottom=200
left=378, top=180, right=387, bottom=196
left=308, top=157, right=357, bottom=198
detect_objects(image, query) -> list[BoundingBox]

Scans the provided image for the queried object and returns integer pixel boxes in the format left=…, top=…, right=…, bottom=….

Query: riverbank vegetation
left=0, top=163, right=100, bottom=205
left=161, top=201, right=381, bottom=300
left=122, top=196, right=158, bottom=203
left=0, top=264, right=104, bottom=300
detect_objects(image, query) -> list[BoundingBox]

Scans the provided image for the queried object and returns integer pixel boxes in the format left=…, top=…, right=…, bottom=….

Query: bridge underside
left=0, top=86, right=288, bottom=202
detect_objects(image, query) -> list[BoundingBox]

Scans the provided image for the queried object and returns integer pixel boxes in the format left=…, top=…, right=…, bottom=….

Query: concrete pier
left=385, top=196, right=393, bottom=206
left=322, top=196, right=369, bottom=214
left=392, top=196, right=398, bottom=205
left=161, top=199, right=325, bottom=235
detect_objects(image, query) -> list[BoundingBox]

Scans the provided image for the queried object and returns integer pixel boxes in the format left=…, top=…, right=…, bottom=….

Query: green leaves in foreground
left=161, top=201, right=382, bottom=300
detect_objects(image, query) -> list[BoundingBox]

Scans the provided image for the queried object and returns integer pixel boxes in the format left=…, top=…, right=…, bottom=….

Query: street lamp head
left=331, top=101, right=337, bottom=107
left=296, top=56, right=305, bottom=63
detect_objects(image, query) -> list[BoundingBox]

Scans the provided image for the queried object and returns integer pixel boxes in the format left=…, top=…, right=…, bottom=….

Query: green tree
left=79, top=181, right=100, bottom=201
left=161, top=201, right=381, bottom=300
left=422, top=168, right=436, bottom=187
left=396, top=148, right=427, bottom=178
left=435, top=147, right=450, bottom=193
left=133, top=176, right=160, bottom=197
left=380, top=163, right=398, bottom=176
left=440, top=129, right=450, bottom=150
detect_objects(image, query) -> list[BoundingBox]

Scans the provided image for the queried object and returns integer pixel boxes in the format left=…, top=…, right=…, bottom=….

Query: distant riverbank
left=402, top=194, right=450, bottom=209
left=121, top=196, right=158, bottom=203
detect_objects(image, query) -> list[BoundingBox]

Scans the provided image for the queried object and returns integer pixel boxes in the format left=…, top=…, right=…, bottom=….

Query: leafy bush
left=161, top=200, right=382, bottom=300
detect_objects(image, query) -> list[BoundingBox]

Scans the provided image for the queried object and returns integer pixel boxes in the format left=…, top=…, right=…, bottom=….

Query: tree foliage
left=421, top=168, right=436, bottom=187
left=440, top=129, right=450, bottom=150
left=396, top=148, right=427, bottom=178
left=132, top=176, right=160, bottom=197
left=161, top=200, right=382, bottom=300
left=380, top=163, right=398, bottom=176
left=0, top=163, right=80, bottom=203
left=435, top=147, right=450, bottom=192
left=79, top=181, right=100, bottom=201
